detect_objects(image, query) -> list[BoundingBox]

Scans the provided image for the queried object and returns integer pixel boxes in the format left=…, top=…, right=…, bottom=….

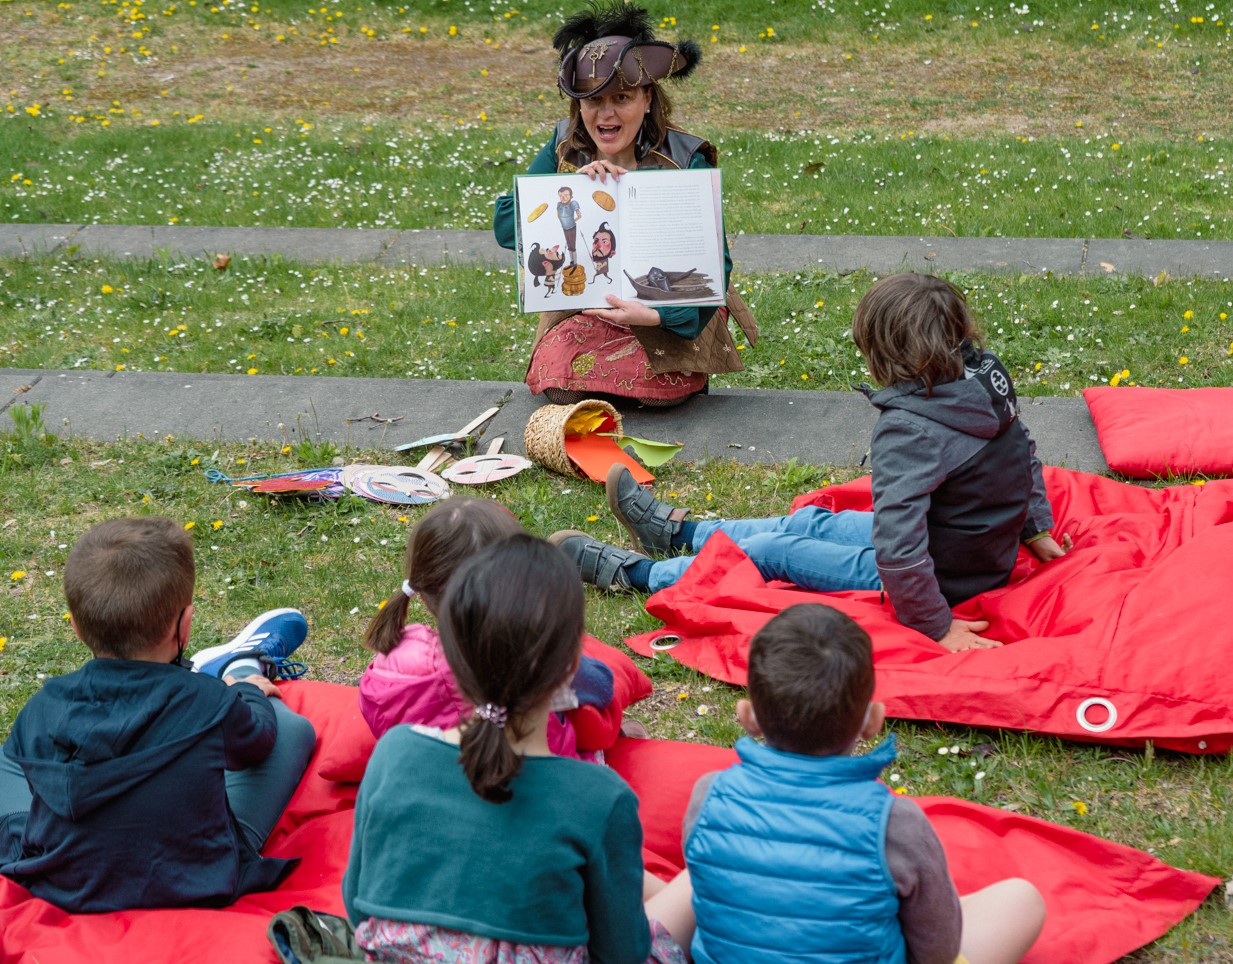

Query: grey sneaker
left=549, top=530, right=648, bottom=592
left=605, top=464, right=690, bottom=555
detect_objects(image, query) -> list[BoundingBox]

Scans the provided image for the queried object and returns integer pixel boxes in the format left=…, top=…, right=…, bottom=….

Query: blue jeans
left=646, top=507, right=880, bottom=594
left=1, top=685, right=314, bottom=856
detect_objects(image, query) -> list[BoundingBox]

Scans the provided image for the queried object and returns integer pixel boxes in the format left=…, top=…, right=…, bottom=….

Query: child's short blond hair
left=63, top=517, right=195, bottom=659
left=851, top=273, right=982, bottom=393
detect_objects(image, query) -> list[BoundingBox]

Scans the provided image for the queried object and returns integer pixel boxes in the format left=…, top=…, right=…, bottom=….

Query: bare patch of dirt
left=3, top=10, right=1224, bottom=139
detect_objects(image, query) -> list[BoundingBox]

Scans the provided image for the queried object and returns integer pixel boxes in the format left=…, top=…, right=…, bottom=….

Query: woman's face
left=578, top=86, right=652, bottom=162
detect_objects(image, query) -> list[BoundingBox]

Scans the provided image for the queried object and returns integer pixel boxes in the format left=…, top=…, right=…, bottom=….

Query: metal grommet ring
left=649, top=634, right=682, bottom=652
left=1076, top=697, right=1118, bottom=733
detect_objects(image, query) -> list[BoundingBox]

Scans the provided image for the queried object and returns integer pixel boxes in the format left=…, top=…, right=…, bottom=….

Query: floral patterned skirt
left=356, top=917, right=688, bottom=964
left=526, top=314, right=707, bottom=404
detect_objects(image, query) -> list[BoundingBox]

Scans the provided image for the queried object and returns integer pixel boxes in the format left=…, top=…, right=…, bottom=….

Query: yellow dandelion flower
left=676, top=691, right=689, bottom=701
left=183, top=521, right=196, bottom=530
left=101, top=284, right=114, bottom=294
left=0, top=637, right=5, bottom=652
left=212, top=520, right=224, bottom=530
left=10, top=570, right=27, bottom=580
left=1179, top=356, right=1189, bottom=365
left=1184, top=310, right=1194, bottom=320
left=586, top=514, right=599, bottom=522
left=1071, top=800, right=1088, bottom=816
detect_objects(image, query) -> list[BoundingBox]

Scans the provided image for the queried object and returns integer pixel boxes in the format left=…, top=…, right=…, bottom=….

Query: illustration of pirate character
left=590, top=221, right=616, bottom=284
left=556, top=186, right=583, bottom=266
left=527, top=242, right=566, bottom=297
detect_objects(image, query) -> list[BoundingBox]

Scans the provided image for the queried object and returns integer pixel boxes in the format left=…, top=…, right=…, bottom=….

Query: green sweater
left=343, top=726, right=651, bottom=963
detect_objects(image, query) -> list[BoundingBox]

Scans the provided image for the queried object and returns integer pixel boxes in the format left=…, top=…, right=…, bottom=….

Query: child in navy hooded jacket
left=0, top=517, right=314, bottom=912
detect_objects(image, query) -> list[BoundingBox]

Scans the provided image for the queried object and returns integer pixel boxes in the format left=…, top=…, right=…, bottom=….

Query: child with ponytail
left=358, top=497, right=618, bottom=760
left=344, top=534, right=694, bottom=962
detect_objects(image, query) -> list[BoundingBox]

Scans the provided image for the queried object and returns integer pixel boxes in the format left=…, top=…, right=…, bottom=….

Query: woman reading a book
left=493, top=0, right=757, bottom=408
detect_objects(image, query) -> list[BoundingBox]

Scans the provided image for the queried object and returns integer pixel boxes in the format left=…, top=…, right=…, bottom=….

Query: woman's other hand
left=589, top=294, right=661, bottom=328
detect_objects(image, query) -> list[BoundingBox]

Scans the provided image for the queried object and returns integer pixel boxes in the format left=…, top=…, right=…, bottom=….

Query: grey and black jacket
left=862, top=345, right=1053, bottom=641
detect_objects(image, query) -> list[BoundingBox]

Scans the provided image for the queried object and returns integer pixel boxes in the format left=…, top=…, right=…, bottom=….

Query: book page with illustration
left=513, top=168, right=725, bottom=314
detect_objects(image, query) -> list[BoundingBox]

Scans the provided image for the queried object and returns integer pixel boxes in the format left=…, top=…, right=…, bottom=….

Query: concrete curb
left=1, top=368, right=1109, bottom=475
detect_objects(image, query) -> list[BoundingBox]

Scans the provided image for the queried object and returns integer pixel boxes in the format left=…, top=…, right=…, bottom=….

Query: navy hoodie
left=862, top=347, right=1054, bottom=640
left=1, top=659, right=295, bottom=912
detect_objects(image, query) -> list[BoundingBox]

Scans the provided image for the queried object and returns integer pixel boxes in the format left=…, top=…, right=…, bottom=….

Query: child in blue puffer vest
left=683, top=603, right=1047, bottom=964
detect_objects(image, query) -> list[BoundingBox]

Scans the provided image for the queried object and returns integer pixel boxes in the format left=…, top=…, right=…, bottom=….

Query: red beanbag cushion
left=1083, top=386, right=1233, bottom=478
left=316, top=636, right=652, bottom=782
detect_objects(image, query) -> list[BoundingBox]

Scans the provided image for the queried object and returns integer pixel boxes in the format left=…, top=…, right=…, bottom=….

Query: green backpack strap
left=267, top=906, right=364, bottom=964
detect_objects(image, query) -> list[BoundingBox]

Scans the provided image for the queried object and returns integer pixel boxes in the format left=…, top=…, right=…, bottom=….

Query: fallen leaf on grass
left=213, top=254, right=232, bottom=271
left=1100, top=261, right=1116, bottom=273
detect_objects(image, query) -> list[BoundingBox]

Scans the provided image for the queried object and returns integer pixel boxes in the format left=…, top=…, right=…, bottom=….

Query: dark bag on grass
left=267, top=906, right=363, bottom=964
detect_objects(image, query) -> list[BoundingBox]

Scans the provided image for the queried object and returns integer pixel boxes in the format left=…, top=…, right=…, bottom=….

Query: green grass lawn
left=3, top=2, right=1233, bottom=958
left=2, top=425, right=1232, bottom=959
left=2, top=255, right=1231, bottom=392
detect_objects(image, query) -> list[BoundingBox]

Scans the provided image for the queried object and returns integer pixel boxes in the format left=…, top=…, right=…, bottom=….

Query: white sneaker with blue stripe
left=190, top=608, right=309, bottom=680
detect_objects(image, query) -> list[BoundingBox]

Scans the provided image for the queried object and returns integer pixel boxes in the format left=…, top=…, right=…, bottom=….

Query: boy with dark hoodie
left=553, top=273, right=1070, bottom=653
left=0, top=517, right=315, bottom=912
left=851, top=272, right=1069, bottom=652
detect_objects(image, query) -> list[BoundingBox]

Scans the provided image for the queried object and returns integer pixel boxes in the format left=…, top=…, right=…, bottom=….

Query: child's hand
left=938, top=619, right=1003, bottom=652
left=225, top=674, right=283, bottom=700
left=1028, top=532, right=1073, bottom=563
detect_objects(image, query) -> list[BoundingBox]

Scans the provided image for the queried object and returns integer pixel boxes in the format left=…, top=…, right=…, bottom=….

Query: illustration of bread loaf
left=527, top=202, right=549, bottom=222
left=561, top=264, right=587, bottom=296
left=592, top=190, right=615, bottom=212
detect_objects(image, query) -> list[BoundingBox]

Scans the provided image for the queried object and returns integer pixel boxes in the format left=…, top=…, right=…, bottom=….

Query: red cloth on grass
left=0, top=682, right=1217, bottom=964
left=627, top=467, right=1233, bottom=753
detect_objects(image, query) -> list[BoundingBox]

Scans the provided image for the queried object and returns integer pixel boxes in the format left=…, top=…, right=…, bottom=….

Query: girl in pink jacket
left=359, top=498, right=618, bottom=759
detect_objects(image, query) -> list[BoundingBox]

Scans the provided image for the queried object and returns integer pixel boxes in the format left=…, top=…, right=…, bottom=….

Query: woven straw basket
left=523, top=399, right=623, bottom=478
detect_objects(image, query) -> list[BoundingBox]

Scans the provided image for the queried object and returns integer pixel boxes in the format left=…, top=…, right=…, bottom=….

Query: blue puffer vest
left=685, top=735, right=906, bottom=964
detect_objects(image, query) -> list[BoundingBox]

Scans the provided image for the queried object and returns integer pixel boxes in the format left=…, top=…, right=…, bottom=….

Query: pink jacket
left=358, top=623, right=580, bottom=760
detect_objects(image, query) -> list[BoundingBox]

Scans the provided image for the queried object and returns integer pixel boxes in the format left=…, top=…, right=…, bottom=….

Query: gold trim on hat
left=583, top=40, right=614, bottom=79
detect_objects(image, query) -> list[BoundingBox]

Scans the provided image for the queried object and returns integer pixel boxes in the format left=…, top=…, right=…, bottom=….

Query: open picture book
left=513, top=168, right=726, bottom=314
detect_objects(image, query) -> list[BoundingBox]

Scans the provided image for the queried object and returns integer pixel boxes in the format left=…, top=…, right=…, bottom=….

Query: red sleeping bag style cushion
left=1083, top=386, right=1233, bottom=478
left=627, top=467, right=1233, bottom=753
left=0, top=682, right=1217, bottom=963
